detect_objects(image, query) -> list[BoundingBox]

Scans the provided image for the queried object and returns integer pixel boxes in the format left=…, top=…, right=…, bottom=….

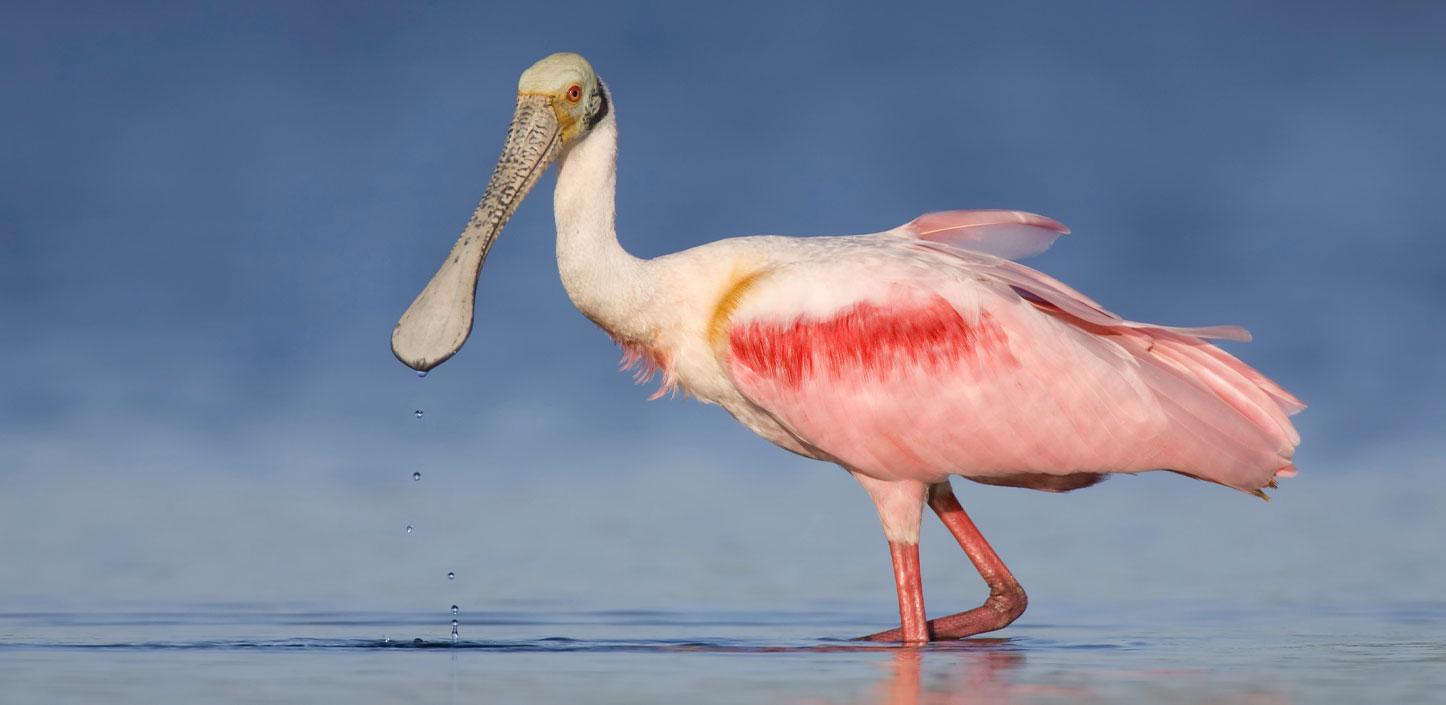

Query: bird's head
left=391, top=52, right=609, bottom=372
left=517, top=52, right=609, bottom=147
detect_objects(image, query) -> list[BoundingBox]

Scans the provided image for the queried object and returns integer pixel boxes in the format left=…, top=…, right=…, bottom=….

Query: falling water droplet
left=414, top=409, right=424, bottom=419
left=447, top=571, right=455, bottom=581
left=450, top=604, right=459, bottom=615
left=417, top=370, right=429, bottom=379
left=412, top=472, right=422, bottom=482
left=405, top=524, right=414, bottom=534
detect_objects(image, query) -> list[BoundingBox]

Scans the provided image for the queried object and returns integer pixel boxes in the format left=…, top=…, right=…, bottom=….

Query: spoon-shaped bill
left=391, top=95, right=562, bottom=372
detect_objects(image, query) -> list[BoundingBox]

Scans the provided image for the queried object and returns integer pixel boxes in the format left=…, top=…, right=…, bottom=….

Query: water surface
left=3, top=602, right=1442, bottom=704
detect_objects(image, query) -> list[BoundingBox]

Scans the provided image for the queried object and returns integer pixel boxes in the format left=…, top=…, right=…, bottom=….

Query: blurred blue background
left=2, top=2, right=1443, bottom=616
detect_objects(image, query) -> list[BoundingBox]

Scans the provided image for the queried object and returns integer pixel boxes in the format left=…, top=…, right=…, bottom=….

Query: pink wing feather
left=899, top=210, right=1069, bottom=260
left=723, top=240, right=1302, bottom=494
left=897, top=210, right=1252, bottom=341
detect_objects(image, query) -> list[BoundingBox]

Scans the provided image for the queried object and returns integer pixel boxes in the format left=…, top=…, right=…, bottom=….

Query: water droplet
left=450, top=604, right=459, bottom=615
left=405, top=524, right=413, bottom=534
left=413, top=637, right=424, bottom=645
left=447, top=571, right=455, bottom=581
left=414, top=409, right=424, bottom=419
left=417, top=370, right=429, bottom=379
left=412, top=472, right=422, bottom=482
left=451, top=618, right=459, bottom=629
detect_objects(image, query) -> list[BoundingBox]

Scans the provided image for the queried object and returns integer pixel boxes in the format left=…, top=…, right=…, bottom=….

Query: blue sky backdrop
left=2, top=2, right=1444, bottom=613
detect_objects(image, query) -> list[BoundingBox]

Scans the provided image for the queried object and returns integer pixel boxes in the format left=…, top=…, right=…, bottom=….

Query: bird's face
left=517, top=52, right=608, bottom=147
left=390, top=52, right=608, bottom=372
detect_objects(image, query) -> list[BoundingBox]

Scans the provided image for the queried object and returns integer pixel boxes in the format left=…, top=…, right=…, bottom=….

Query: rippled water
left=3, top=602, right=1442, bottom=704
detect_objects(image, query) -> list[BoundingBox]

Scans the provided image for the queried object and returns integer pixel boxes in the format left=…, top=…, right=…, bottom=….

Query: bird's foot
left=855, top=586, right=1027, bottom=642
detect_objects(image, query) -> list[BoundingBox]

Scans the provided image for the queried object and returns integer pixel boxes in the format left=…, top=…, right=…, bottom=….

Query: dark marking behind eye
left=584, top=80, right=610, bottom=130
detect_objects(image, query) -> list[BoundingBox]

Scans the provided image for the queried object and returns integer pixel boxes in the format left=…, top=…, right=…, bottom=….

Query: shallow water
left=3, top=602, right=1442, bottom=704
left=3, top=471, right=1444, bottom=703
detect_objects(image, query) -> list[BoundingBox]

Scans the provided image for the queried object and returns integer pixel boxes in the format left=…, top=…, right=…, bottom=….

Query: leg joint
left=985, top=582, right=1028, bottom=625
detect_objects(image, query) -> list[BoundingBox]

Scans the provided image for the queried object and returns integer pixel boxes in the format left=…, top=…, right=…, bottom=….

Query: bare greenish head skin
left=391, top=53, right=610, bottom=371
left=518, top=52, right=608, bottom=145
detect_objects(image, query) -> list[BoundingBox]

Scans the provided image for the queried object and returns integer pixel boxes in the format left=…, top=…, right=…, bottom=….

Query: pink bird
left=392, top=53, right=1305, bottom=643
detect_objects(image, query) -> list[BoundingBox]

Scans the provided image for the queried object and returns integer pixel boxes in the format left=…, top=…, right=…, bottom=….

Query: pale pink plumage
left=716, top=210, right=1303, bottom=495
left=618, top=339, right=679, bottom=400
left=907, top=209, right=1070, bottom=260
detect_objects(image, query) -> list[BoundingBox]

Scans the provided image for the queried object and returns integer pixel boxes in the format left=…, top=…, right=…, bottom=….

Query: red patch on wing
left=729, top=294, right=1015, bottom=388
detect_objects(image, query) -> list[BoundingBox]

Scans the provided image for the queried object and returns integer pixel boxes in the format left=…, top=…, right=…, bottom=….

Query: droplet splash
left=451, top=619, right=460, bottom=643
left=447, top=571, right=455, bottom=581
left=414, top=409, right=424, bottom=419
left=412, top=472, right=422, bottom=482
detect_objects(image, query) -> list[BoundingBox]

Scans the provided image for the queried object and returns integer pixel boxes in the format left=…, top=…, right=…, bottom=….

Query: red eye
left=566, top=84, right=582, bottom=103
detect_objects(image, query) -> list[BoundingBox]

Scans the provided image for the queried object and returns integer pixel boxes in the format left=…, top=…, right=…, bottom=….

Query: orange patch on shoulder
left=708, top=270, right=765, bottom=349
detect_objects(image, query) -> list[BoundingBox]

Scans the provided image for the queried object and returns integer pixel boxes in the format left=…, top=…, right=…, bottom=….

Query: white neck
left=553, top=112, right=651, bottom=341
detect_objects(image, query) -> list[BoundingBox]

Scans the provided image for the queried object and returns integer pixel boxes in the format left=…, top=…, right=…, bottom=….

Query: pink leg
left=887, top=541, right=929, bottom=644
left=862, top=482, right=1027, bottom=641
left=849, top=473, right=930, bottom=644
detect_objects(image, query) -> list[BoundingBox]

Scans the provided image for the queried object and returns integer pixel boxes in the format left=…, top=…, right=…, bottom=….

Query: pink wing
left=723, top=246, right=1302, bottom=494
left=893, top=210, right=1251, bottom=341
left=894, top=209, right=1070, bottom=260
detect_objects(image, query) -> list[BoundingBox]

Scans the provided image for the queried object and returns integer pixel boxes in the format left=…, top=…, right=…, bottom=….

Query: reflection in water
left=865, top=645, right=1051, bottom=705
left=799, top=641, right=1293, bottom=705
left=880, top=649, right=922, bottom=705
left=781, top=643, right=1042, bottom=705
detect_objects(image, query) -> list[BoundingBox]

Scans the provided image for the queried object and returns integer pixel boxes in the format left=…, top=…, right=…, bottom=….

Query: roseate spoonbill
left=392, top=53, right=1304, bottom=643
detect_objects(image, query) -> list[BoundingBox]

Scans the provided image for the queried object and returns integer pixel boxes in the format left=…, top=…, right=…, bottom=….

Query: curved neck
left=553, top=112, right=650, bottom=341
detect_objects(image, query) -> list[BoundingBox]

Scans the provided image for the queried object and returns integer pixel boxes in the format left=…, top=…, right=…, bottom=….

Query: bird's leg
left=924, top=482, right=1027, bottom=639
left=860, top=482, right=1026, bottom=642
left=886, top=540, right=929, bottom=644
left=851, top=474, right=930, bottom=643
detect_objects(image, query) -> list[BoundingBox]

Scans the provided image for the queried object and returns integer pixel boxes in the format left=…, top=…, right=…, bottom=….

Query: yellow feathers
left=708, top=270, right=764, bottom=349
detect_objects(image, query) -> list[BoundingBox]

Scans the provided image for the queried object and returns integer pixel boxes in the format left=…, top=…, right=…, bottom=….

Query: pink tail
left=1142, top=333, right=1304, bottom=488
